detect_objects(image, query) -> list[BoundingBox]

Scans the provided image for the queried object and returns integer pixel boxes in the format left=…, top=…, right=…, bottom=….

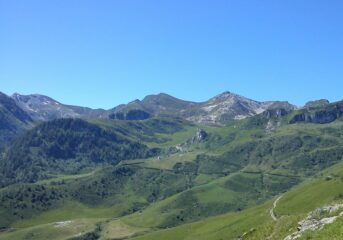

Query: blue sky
left=0, top=0, right=342, bottom=109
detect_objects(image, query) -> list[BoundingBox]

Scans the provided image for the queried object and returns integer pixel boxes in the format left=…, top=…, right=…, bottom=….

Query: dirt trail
left=270, top=195, right=282, bottom=221
left=266, top=195, right=283, bottom=240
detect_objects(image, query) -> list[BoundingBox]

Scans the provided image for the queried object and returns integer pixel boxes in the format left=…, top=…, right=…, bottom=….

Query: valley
left=0, top=91, right=342, bottom=239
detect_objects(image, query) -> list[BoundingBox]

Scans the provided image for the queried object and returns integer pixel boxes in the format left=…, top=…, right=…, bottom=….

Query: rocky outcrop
left=290, top=111, right=337, bottom=124
left=262, top=107, right=291, bottom=134
left=194, top=128, right=208, bottom=142
left=171, top=129, right=208, bottom=153
left=305, top=99, right=330, bottom=108
left=266, top=101, right=296, bottom=112
left=284, top=203, right=343, bottom=240
left=290, top=101, right=343, bottom=124
left=263, top=108, right=289, bottom=119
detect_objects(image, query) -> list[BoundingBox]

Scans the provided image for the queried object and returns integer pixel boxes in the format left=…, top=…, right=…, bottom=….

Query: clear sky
left=0, top=0, right=342, bottom=109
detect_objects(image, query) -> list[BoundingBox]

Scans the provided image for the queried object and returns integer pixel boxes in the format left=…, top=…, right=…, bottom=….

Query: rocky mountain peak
left=210, top=91, right=241, bottom=102
left=142, top=93, right=190, bottom=104
left=185, top=91, right=270, bottom=124
left=11, top=93, right=106, bottom=121
left=12, top=93, right=61, bottom=106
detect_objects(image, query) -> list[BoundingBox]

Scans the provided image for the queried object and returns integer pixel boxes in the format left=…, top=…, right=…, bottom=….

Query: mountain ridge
left=12, top=93, right=108, bottom=121
left=10, top=91, right=297, bottom=124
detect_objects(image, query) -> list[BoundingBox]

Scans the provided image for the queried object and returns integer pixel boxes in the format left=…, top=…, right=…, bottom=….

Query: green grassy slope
left=129, top=162, right=343, bottom=240
left=4, top=164, right=342, bottom=240
left=122, top=171, right=298, bottom=229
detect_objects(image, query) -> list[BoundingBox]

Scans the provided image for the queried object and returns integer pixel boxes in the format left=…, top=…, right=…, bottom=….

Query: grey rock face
left=195, top=128, right=208, bottom=141
left=185, top=91, right=274, bottom=124
left=263, top=108, right=289, bottom=119
left=290, top=101, right=343, bottom=124
left=305, top=99, right=330, bottom=108
left=12, top=93, right=107, bottom=121
left=284, top=203, right=343, bottom=240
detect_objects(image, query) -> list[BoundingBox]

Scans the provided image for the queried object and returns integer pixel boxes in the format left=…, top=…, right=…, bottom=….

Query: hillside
left=0, top=92, right=33, bottom=151
left=0, top=95, right=342, bottom=240
left=0, top=118, right=160, bottom=186
left=129, top=161, right=343, bottom=240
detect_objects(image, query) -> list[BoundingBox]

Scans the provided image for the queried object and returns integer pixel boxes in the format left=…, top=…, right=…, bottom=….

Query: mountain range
left=0, top=90, right=342, bottom=240
left=9, top=91, right=297, bottom=124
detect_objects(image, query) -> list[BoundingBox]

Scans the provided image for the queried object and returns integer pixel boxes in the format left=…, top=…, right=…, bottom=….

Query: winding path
left=266, top=195, right=283, bottom=240
left=270, top=195, right=282, bottom=221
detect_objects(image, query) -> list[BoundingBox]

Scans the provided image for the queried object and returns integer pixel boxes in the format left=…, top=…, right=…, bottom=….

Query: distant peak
left=150, top=92, right=174, bottom=98
left=142, top=92, right=177, bottom=102
left=158, top=92, right=177, bottom=98
left=128, top=99, right=141, bottom=104
left=11, top=93, right=62, bottom=107
left=11, top=92, right=21, bottom=98
left=212, top=91, right=240, bottom=100
left=157, top=92, right=169, bottom=96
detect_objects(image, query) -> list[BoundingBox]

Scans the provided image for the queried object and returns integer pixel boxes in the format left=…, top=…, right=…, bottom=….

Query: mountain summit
left=109, top=93, right=198, bottom=120
left=185, top=91, right=273, bottom=124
